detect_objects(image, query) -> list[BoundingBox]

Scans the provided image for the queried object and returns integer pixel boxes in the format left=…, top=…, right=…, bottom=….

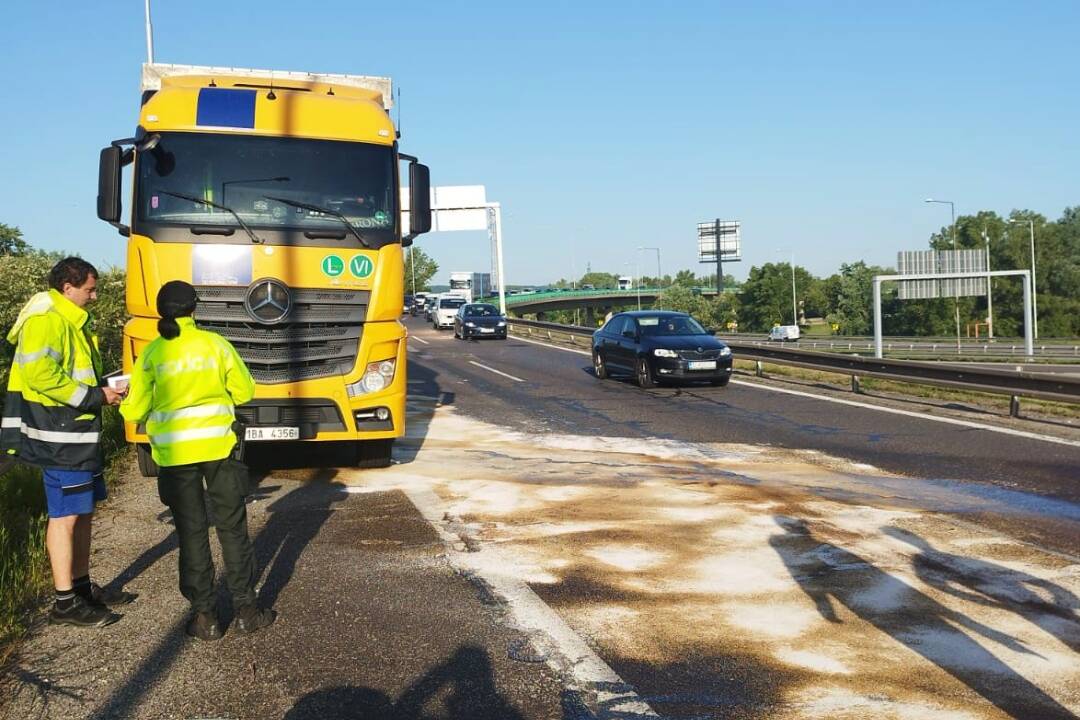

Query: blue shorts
left=42, top=469, right=107, bottom=518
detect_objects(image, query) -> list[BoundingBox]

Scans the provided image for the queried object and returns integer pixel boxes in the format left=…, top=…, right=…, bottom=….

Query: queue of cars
left=405, top=297, right=733, bottom=388
left=407, top=294, right=509, bottom=340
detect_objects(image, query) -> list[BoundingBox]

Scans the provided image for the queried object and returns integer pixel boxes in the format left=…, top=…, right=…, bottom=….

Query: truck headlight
left=346, top=359, right=396, bottom=397
left=497, top=321, right=506, bottom=327
left=719, top=347, right=732, bottom=357
left=653, top=348, right=678, bottom=358
left=466, top=321, right=476, bottom=328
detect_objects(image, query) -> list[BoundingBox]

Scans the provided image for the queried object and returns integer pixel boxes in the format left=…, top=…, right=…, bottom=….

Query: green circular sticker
left=322, top=254, right=344, bottom=277
left=374, top=210, right=388, bottom=224
left=349, top=255, right=374, bottom=278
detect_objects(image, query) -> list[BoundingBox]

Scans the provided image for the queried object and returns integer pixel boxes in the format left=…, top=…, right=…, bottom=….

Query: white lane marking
left=468, top=360, right=525, bottom=383
left=728, top=379, right=1080, bottom=448
left=399, top=481, right=659, bottom=718
left=410, top=336, right=430, bottom=345
left=512, top=332, right=1080, bottom=448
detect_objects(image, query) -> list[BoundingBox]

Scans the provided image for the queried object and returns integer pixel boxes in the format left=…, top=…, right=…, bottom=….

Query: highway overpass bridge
left=479, top=287, right=722, bottom=323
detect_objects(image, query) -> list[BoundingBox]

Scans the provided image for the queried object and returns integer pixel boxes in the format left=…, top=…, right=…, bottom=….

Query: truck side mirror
left=97, top=146, right=129, bottom=236
left=406, top=163, right=432, bottom=240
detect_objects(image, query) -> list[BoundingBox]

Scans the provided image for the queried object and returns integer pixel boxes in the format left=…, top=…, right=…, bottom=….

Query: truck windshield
left=136, top=132, right=396, bottom=246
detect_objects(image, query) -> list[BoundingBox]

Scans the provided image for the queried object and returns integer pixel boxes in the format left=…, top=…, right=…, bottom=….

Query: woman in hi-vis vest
left=121, top=281, right=275, bottom=641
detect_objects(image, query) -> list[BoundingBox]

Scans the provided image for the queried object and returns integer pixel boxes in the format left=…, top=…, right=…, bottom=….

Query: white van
left=433, top=296, right=467, bottom=329
left=769, top=325, right=800, bottom=342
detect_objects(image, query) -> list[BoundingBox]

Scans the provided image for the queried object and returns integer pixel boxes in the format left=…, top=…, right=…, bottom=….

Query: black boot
left=234, top=604, right=276, bottom=634
left=186, top=611, right=223, bottom=641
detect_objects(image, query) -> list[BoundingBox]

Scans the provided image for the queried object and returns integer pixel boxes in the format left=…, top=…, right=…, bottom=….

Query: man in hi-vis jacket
left=2, top=257, right=133, bottom=627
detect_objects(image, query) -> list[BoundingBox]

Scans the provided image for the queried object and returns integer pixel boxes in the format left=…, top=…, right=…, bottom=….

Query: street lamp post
left=1008, top=219, right=1038, bottom=339
left=925, top=198, right=961, bottom=352
left=409, top=247, right=416, bottom=296
left=982, top=228, right=993, bottom=339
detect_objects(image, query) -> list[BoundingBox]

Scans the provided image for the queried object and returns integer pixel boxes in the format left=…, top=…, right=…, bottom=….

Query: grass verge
left=0, top=406, right=129, bottom=661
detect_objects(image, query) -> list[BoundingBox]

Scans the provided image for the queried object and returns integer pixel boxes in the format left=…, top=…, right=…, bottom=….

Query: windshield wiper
left=263, top=195, right=372, bottom=248
left=157, top=190, right=265, bottom=245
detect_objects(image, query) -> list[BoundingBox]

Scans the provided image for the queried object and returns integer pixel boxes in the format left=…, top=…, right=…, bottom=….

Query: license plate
left=245, top=426, right=300, bottom=441
left=688, top=360, right=717, bottom=370
left=480, top=328, right=494, bottom=333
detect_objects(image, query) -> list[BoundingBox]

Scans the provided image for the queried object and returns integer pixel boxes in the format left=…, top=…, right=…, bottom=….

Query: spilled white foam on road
left=348, top=399, right=1080, bottom=719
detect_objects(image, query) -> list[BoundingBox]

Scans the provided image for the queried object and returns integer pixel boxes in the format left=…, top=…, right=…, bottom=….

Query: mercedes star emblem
left=245, top=279, right=292, bottom=324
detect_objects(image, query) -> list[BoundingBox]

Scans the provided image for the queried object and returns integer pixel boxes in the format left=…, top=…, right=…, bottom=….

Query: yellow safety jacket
left=121, top=317, right=255, bottom=467
left=2, top=290, right=105, bottom=470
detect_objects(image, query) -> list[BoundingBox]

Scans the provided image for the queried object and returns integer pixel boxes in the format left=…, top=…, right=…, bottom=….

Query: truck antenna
left=144, top=0, right=155, bottom=64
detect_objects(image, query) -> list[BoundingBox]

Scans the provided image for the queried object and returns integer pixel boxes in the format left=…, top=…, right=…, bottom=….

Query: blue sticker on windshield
left=196, top=88, right=256, bottom=129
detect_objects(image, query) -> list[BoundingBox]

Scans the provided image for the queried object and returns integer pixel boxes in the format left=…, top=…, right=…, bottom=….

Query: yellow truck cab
left=97, top=63, right=432, bottom=475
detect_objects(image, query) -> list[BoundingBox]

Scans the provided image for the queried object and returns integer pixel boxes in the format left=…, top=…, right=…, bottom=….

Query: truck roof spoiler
left=141, top=63, right=393, bottom=110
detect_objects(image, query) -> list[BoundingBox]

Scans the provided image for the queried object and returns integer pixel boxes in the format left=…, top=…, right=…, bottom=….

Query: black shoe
left=186, top=611, right=223, bottom=641
left=89, top=582, right=138, bottom=607
left=48, top=596, right=120, bottom=628
left=234, top=605, right=276, bottom=634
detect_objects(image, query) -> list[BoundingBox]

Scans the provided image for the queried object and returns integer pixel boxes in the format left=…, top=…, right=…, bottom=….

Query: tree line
left=547, top=206, right=1080, bottom=337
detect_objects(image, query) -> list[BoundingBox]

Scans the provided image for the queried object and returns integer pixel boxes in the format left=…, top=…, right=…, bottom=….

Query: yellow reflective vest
left=121, top=317, right=255, bottom=467
left=2, top=290, right=105, bottom=470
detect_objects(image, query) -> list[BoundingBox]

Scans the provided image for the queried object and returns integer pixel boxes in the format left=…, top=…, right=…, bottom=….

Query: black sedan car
left=454, top=303, right=508, bottom=340
left=592, top=311, right=733, bottom=387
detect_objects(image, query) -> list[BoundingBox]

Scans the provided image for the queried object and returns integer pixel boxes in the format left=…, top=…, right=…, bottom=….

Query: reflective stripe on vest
left=72, top=368, right=97, bottom=383
left=69, top=384, right=89, bottom=407
left=14, top=347, right=63, bottom=364
left=148, top=403, right=233, bottom=425
left=149, top=425, right=233, bottom=446
left=18, top=423, right=99, bottom=444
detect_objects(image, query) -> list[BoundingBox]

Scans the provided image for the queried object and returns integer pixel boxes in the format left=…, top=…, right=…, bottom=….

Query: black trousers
left=157, top=458, right=256, bottom=613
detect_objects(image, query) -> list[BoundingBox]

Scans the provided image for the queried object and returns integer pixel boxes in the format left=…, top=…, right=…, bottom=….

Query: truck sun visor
left=196, top=88, right=257, bottom=129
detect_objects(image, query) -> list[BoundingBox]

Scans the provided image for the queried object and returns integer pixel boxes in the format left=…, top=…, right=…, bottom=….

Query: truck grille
left=234, top=400, right=345, bottom=431
left=193, top=286, right=368, bottom=384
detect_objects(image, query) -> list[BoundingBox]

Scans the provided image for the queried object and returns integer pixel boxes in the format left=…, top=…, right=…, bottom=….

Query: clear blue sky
left=1, top=1, right=1077, bottom=285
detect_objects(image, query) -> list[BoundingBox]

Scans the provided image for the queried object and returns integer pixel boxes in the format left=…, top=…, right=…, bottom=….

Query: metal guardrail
left=508, top=319, right=1080, bottom=414
left=716, top=336, right=1080, bottom=359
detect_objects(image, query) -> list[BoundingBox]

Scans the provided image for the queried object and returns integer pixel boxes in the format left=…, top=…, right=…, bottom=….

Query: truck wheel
left=137, top=443, right=159, bottom=477
left=355, top=439, right=393, bottom=469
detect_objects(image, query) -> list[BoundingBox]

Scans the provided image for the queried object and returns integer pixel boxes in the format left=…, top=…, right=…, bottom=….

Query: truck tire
left=355, top=439, right=393, bottom=469
left=137, top=443, right=159, bottom=478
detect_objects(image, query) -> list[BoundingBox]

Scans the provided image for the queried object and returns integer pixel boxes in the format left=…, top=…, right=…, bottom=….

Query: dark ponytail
left=158, top=317, right=181, bottom=340
left=156, top=281, right=198, bottom=341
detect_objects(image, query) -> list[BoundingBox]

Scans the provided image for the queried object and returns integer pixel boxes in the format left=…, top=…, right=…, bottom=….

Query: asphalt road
left=401, top=316, right=1080, bottom=719
left=406, top=318, right=1080, bottom=509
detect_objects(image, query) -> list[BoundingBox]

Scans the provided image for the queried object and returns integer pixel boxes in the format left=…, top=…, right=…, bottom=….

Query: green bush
left=0, top=463, right=49, bottom=648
